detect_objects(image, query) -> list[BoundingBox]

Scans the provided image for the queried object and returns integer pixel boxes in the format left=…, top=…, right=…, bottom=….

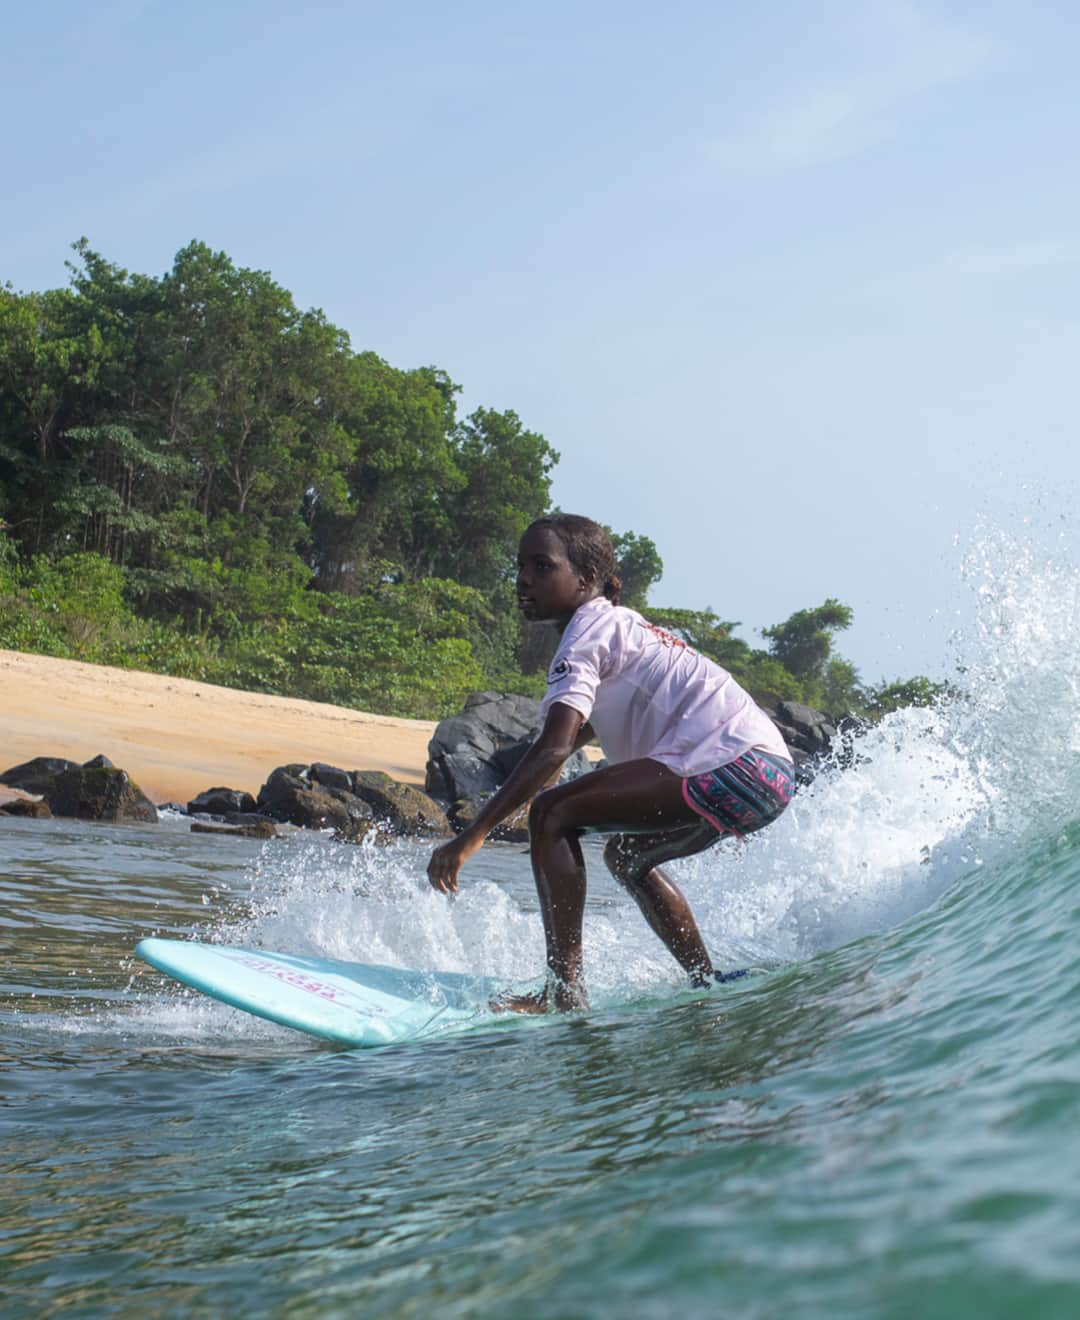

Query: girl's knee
left=528, top=787, right=563, bottom=838
left=603, top=835, right=637, bottom=886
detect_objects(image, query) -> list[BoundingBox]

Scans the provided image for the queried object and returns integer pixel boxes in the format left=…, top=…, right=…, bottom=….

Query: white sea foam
left=679, top=523, right=1080, bottom=965
left=221, top=833, right=546, bottom=978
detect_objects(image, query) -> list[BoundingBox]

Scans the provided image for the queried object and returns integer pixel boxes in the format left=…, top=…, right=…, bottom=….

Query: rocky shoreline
left=1, top=693, right=848, bottom=844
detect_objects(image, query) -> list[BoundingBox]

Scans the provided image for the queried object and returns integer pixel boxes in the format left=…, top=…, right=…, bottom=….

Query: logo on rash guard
left=548, top=658, right=571, bottom=683
left=644, top=623, right=686, bottom=648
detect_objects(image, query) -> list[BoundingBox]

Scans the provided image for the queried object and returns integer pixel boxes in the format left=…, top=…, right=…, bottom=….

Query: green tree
left=867, top=675, right=946, bottom=715
left=54, top=424, right=188, bottom=562
left=432, top=406, right=558, bottom=591
left=739, top=652, right=805, bottom=703
left=819, top=656, right=864, bottom=713
left=0, top=282, right=109, bottom=552
left=610, top=530, right=662, bottom=609
left=762, top=599, right=854, bottom=684
left=308, top=353, right=462, bottom=593
left=146, top=242, right=346, bottom=540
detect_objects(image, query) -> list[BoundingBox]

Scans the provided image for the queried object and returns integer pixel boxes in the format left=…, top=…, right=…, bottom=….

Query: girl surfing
left=427, top=514, right=795, bottom=1013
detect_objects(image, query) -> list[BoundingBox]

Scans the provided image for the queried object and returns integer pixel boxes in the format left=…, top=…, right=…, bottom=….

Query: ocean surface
left=4, top=528, right=1080, bottom=1318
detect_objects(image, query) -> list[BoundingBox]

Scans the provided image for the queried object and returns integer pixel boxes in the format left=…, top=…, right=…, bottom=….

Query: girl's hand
left=427, top=829, right=485, bottom=894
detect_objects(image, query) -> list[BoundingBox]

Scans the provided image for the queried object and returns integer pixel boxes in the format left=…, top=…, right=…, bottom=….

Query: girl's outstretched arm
left=426, top=703, right=584, bottom=894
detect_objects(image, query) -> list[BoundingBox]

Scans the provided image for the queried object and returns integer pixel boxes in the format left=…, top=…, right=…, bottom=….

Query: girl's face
left=516, top=526, right=598, bottom=626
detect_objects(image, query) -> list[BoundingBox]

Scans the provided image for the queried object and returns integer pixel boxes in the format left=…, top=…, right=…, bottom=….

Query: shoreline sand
left=0, top=650, right=437, bottom=805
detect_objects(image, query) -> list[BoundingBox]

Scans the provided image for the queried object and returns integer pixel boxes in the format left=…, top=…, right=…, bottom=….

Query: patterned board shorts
left=682, top=749, right=796, bottom=838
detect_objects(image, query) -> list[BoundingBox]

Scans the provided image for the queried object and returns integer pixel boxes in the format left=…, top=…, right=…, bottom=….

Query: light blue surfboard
left=136, top=938, right=502, bottom=1047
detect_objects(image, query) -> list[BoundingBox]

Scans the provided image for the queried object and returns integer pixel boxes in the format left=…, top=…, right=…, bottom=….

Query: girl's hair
left=528, top=514, right=623, bottom=605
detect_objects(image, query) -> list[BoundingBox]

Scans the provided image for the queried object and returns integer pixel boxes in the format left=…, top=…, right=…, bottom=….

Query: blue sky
left=4, top=1, right=1078, bottom=682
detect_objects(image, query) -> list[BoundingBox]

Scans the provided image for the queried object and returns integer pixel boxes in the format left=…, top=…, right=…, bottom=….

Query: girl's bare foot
left=489, top=987, right=550, bottom=1015
left=489, top=979, right=590, bottom=1014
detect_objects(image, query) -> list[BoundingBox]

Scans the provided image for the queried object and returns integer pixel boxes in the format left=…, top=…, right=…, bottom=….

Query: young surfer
left=427, top=514, right=795, bottom=1013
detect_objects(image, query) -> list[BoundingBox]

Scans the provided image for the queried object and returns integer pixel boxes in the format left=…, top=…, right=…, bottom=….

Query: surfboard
left=135, top=938, right=502, bottom=1047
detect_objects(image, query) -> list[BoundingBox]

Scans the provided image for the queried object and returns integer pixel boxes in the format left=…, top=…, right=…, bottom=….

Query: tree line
left=0, top=241, right=938, bottom=720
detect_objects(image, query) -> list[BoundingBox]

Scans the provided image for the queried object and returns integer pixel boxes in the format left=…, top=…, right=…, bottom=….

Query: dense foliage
left=0, top=242, right=939, bottom=720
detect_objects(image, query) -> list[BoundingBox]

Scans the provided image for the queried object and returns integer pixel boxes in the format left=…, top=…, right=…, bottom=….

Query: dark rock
left=187, top=786, right=258, bottom=817
left=255, top=765, right=311, bottom=817
left=448, top=798, right=476, bottom=832
left=254, top=764, right=391, bottom=834
left=223, top=811, right=279, bottom=828
left=0, top=756, right=80, bottom=794
left=450, top=796, right=530, bottom=843
left=82, top=754, right=115, bottom=770
left=333, top=817, right=380, bottom=845
left=44, top=766, right=158, bottom=823
left=775, top=700, right=838, bottom=757
left=423, top=758, right=453, bottom=802
left=350, top=771, right=451, bottom=837
left=772, top=721, right=804, bottom=749
left=426, top=692, right=543, bottom=801
left=309, top=762, right=352, bottom=792
left=271, top=784, right=362, bottom=832
left=0, top=797, right=53, bottom=819
left=755, top=699, right=860, bottom=784
left=191, top=819, right=277, bottom=839
left=289, top=787, right=357, bottom=832
left=426, top=692, right=591, bottom=803
left=324, top=785, right=377, bottom=820
left=252, top=765, right=372, bottom=832
left=492, top=735, right=533, bottom=780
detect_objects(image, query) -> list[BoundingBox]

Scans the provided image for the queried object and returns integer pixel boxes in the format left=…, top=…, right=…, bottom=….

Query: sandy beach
left=0, top=650, right=437, bottom=805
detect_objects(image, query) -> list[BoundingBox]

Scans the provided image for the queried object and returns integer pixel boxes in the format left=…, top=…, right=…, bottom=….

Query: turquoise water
left=4, top=529, right=1080, bottom=1317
